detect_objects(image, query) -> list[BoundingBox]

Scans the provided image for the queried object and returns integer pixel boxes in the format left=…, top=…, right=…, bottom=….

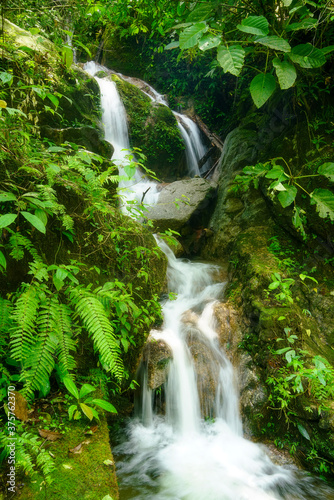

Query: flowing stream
left=84, top=61, right=333, bottom=499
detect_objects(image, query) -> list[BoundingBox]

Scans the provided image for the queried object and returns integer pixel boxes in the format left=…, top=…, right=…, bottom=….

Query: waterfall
left=84, top=61, right=332, bottom=500
left=114, top=239, right=332, bottom=500
left=84, top=61, right=160, bottom=213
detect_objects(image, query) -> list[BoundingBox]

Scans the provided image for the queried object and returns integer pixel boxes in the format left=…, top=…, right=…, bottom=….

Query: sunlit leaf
left=179, top=22, right=207, bottom=50
left=63, top=376, right=79, bottom=399
left=0, top=213, right=17, bottom=228
left=21, top=211, right=46, bottom=233
left=186, top=4, right=213, bottom=22
left=297, top=423, right=310, bottom=440
left=217, top=45, right=245, bottom=76
left=91, top=399, right=117, bottom=413
left=0, top=191, right=16, bottom=202
left=237, top=16, right=269, bottom=36
left=80, top=402, right=94, bottom=420
left=277, top=185, right=297, bottom=207
left=198, top=34, right=221, bottom=51
left=255, top=36, right=291, bottom=52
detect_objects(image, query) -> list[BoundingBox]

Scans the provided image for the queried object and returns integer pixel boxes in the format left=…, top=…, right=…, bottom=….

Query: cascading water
left=84, top=61, right=332, bottom=499
left=84, top=61, right=160, bottom=211
left=114, top=239, right=333, bottom=500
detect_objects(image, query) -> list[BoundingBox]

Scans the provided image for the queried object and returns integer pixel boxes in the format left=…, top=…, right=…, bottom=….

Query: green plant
left=232, top=158, right=334, bottom=239
left=63, top=377, right=117, bottom=421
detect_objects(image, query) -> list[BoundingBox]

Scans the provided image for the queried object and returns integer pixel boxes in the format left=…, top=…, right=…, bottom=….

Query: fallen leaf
left=85, top=425, right=98, bottom=435
left=69, top=443, right=83, bottom=454
left=103, top=459, right=114, bottom=466
left=12, top=392, right=28, bottom=421
left=38, top=429, right=63, bottom=441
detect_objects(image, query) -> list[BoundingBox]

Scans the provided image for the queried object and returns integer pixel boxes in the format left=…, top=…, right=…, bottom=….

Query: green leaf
left=29, top=27, right=40, bottom=36
left=292, top=206, right=306, bottom=240
left=80, top=402, right=94, bottom=420
left=285, top=18, right=317, bottom=32
left=124, top=165, right=136, bottom=179
left=46, top=93, right=59, bottom=108
left=198, top=34, right=221, bottom=51
left=21, top=211, right=46, bottom=233
left=47, top=146, right=66, bottom=153
left=0, top=71, right=13, bottom=85
left=265, top=165, right=286, bottom=180
left=91, top=399, right=117, bottom=413
left=297, top=423, right=310, bottom=440
left=102, top=495, right=114, bottom=500
left=179, top=22, right=207, bottom=50
left=255, top=36, right=291, bottom=52
left=0, top=213, right=17, bottom=228
left=68, top=404, right=77, bottom=420
left=250, top=73, right=276, bottom=108
left=0, top=250, right=6, bottom=270
left=62, top=46, right=73, bottom=69
left=272, top=58, right=297, bottom=89
left=310, top=188, right=334, bottom=221
left=289, top=44, right=326, bottom=68
left=243, top=163, right=268, bottom=176
left=63, top=376, right=79, bottom=399
left=79, top=384, right=96, bottom=399
left=237, top=16, right=269, bottom=36
left=164, top=41, right=180, bottom=50
left=277, top=185, right=297, bottom=207
left=317, top=162, right=334, bottom=182
left=0, top=192, right=17, bottom=202
left=121, top=338, right=129, bottom=353
left=282, top=0, right=293, bottom=5
left=34, top=209, right=48, bottom=226
left=186, top=4, right=213, bottom=22
left=217, top=45, right=245, bottom=76
left=0, top=100, right=7, bottom=108
left=321, top=45, right=334, bottom=55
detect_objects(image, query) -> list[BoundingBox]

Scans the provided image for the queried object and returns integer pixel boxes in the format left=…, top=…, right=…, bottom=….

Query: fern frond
left=10, top=284, right=40, bottom=364
left=9, top=232, right=42, bottom=262
left=0, top=296, right=13, bottom=335
left=71, top=289, right=124, bottom=381
left=54, top=303, right=76, bottom=376
left=23, top=296, right=58, bottom=395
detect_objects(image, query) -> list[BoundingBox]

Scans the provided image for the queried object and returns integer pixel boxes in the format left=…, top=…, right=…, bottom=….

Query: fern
left=0, top=296, right=13, bottom=335
left=54, top=303, right=76, bottom=376
left=10, top=284, right=40, bottom=364
left=23, top=296, right=58, bottom=396
left=0, top=429, right=55, bottom=484
left=70, top=288, right=124, bottom=381
left=9, top=232, right=42, bottom=262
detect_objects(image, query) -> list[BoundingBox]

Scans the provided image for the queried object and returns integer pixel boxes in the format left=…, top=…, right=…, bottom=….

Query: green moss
left=19, top=417, right=118, bottom=500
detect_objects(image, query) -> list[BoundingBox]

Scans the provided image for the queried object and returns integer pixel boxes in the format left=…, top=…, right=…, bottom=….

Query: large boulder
left=142, top=335, right=173, bottom=390
left=147, top=178, right=217, bottom=233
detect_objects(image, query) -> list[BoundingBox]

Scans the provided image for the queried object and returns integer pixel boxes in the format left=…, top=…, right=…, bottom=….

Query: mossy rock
left=112, top=75, right=186, bottom=181
left=18, top=417, right=118, bottom=500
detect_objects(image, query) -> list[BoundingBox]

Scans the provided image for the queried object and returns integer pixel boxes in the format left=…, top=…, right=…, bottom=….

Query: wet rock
left=142, top=335, right=173, bottom=390
left=186, top=328, right=219, bottom=418
left=147, top=178, right=217, bottom=233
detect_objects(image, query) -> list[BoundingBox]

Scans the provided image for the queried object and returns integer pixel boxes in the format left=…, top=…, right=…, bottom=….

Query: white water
left=84, top=60, right=332, bottom=500
left=114, top=240, right=332, bottom=500
left=84, top=61, right=160, bottom=213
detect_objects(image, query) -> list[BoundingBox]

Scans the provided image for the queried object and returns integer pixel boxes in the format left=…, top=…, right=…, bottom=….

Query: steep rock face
left=142, top=336, right=173, bottom=390
left=201, top=122, right=334, bottom=474
left=113, top=75, right=186, bottom=181
left=147, top=178, right=217, bottom=233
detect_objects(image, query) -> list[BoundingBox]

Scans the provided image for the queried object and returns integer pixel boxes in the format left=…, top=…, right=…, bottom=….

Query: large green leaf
left=255, top=36, right=291, bottom=52
left=179, top=22, right=207, bottom=50
left=80, top=402, right=94, bottom=420
left=277, top=185, right=297, bottom=207
left=285, top=18, right=317, bottom=32
left=0, top=213, right=17, bottom=228
left=317, top=162, right=334, bottom=181
left=250, top=73, right=276, bottom=108
left=310, top=189, right=334, bottom=220
left=79, top=384, right=96, bottom=399
left=91, top=398, right=117, bottom=413
left=186, top=4, right=213, bottom=22
left=273, top=58, right=296, bottom=89
left=198, top=34, right=221, bottom=51
left=0, top=191, right=17, bottom=202
left=164, top=41, right=180, bottom=50
left=21, top=211, right=46, bottom=233
left=237, top=16, right=269, bottom=36
left=321, top=45, right=334, bottom=55
left=289, top=44, right=326, bottom=68
left=63, top=376, right=79, bottom=399
left=217, top=45, right=245, bottom=76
